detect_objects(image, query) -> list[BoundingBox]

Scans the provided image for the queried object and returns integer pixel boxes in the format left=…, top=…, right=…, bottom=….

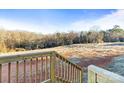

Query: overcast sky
left=0, top=9, right=123, bottom=34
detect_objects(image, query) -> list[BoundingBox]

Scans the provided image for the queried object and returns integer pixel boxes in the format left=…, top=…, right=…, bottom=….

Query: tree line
left=0, top=25, right=124, bottom=52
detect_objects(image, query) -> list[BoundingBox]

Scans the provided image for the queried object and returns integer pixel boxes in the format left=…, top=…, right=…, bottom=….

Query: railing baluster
left=16, top=61, right=19, bottom=83
left=76, top=69, right=78, bottom=83
left=62, top=59, right=64, bottom=82
left=38, top=57, right=41, bottom=82
left=55, top=58, right=58, bottom=78
left=23, top=60, right=26, bottom=83
left=39, top=57, right=41, bottom=82
left=45, top=56, right=48, bottom=80
left=77, top=69, right=78, bottom=82
left=58, top=59, right=61, bottom=82
left=62, top=61, right=64, bottom=81
left=66, top=63, right=68, bottom=82
left=77, top=69, right=79, bottom=82
left=30, top=59, right=33, bottom=83
left=41, top=57, right=43, bottom=82
left=44, top=56, right=46, bottom=80
left=73, top=67, right=75, bottom=83
left=78, top=69, right=80, bottom=82
left=49, top=56, right=51, bottom=79
left=69, top=64, right=71, bottom=82
left=63, top=61, right=64, bottom=82
left=80, top=69, right=83, bottom=83
left=75, top=68, right=78, bottom=83
left=74, top=67, right=76, bottom=83
left=65, top=63, right=67, bottom=82
left=73, top=66, right=75, bottom=83
left=8, top=64, right=10, bottom=82
left=0, top=64, right=2, bottom=83
left=36, top=57, right=38, bottom=83
left=64, top=62, right=67, bottom=82
left=53, top=56, right=57, bottom=83
left=74, top=68, right=76, bottom=83
left=43, top=57, right=45, bottom=81
left=77, top=69, right=80, bottom=83
left=69, top=63, right=71, bottom=83
left=75, top=67, right=77, bottom=83
left=61, top=61, right=63, bottom=79
left=73, top=66, right=75, bottom=82
left=48, top=56, right=50, bottom=80
left=71, top=65, right=73, bottom=82
left=67, top=63, right=69, bottom=83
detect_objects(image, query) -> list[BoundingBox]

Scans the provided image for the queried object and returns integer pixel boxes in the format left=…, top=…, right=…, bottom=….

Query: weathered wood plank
left=0, top=64, right=2, bottom=82
left=88, top=70, right=97, bottom=83
left=36, top=58, right=38, bottom=82
left=80, top=69, right=83, bottom=83
left=23, top=60, right=26, bottom=82
left=8, top=63, right=11, bottom=83
left=88, top=65, right=124, bottom=83
left=50, top=54, right=55, bottom=83
left=41, top=57, right=43, bottom=82
left=30, top=59, right=33, bottom=82
left=16, top=61, right=19, bottom=83
left=45, top=56, right=48, bottom=80
left=0, top=51, right=54, bottom=64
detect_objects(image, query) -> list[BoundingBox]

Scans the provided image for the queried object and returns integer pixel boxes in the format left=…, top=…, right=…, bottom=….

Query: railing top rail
left=0, top=50, right=55, bottom=64
left=88, top=65, right=124, bottom=83
left=0, top=50, right=82, bottom=71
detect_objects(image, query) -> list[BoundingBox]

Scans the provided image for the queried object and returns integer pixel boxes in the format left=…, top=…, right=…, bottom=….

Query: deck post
left=50, top=52, right=56, bottom=83
left=88, top=67, right=97, bottom=83
left=80, top=68, right=83, bottom=83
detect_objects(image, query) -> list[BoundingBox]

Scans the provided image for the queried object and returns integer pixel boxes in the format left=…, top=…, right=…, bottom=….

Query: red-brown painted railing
left=0, top=51, right=83, bottom=83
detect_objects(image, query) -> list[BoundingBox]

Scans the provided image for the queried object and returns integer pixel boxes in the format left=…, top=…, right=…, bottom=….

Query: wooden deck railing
left=0, top=51, right=83, bottom=83
left=54, top=52, right=83, bottom=83
left=88, top=65, right=124, bottom=83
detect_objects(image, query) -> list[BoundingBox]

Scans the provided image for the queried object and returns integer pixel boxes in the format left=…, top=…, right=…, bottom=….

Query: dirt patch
left=78, top=56, right=113, bottom=67
left=76, top=55, right=120, bottom=83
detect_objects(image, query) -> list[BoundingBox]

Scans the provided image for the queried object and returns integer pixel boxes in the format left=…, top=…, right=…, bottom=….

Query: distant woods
left=0, top=25, right=124, bottom=52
